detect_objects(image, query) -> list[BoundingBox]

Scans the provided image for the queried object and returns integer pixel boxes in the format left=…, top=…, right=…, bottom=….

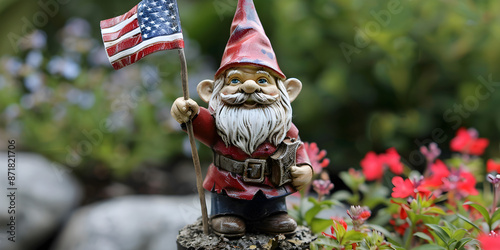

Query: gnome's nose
left=240, top=80, right=260, bottom=94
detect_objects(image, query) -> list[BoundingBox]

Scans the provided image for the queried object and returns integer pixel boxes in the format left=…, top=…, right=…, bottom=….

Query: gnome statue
left=171, top=0, right=313, bottom=237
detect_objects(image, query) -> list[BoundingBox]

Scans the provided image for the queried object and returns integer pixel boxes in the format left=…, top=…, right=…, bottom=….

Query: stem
left=492, top=183, right=499, bottom=214
left=318, top=193, right=324, bottom=202
left=405, top=225, right=415, bottom=249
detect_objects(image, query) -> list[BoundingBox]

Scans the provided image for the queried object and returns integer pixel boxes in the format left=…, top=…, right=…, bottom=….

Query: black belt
left=214, top=153, right=271, bottom=183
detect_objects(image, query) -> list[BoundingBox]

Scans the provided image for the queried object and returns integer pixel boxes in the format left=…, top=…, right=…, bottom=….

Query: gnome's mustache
left=220, top=92, right=279, bottom=105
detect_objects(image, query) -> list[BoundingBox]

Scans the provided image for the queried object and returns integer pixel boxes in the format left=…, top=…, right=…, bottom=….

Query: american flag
left=100, top=0, right=184, bottom=70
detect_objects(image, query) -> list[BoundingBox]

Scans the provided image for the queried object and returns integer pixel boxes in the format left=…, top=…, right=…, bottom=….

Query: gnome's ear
left=197, top=79, right=214, bottom=103
left=284, top=78, right=302, bottom=102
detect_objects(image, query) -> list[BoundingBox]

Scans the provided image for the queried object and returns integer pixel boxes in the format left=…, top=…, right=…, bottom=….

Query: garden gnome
left=171, top=0, right=313, bottom=237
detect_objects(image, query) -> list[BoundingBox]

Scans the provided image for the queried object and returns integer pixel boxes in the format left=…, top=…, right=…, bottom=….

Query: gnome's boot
left=211, top=215, right=246, bottom=237
left=251, top=212, right=297, bottom=235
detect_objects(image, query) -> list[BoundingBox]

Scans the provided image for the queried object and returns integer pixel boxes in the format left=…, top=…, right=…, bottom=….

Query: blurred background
left=1, top=0, right=500, bottom=248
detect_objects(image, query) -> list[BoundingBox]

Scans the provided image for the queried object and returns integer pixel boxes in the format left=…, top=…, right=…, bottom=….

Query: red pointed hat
left=215, top=0, right=285, bottom=79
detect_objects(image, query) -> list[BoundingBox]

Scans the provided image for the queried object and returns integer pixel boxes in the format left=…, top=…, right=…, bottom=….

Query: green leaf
left=425, top=206, right=447, bottom=216
left=341, top=230, right=366, bottom=245
left=450, top=228, right=467, bottom=241
left=339, top=171, right=359, bottom=191
left=304, top=204, right=324, bottom=225
left=414, top=232, right=433, bottom=243
left=452, top=238, right=473, bottom=250
left=310, top=218, right=334, bottom=234
left=288, top=206, right=302, bottom=225
left=331, top=190, right=353, bottom=201
left=456, top=213, right=481, bottom=232
left=411, top=244, right=446, bottom=250
left=491, top=208, right=500, bottom=223
left=426, top=224, right=451, bottom=244
left=406, top=210, right=417, bottom=224
left=367, top=224, right=403, bottom=246
left=464, top=202, right=491, bottom=226
left=310, top=242, right=318, bottom=250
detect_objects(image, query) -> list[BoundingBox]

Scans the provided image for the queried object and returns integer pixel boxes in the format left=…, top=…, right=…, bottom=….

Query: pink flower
left=347, top=206, right=371, bottom=230
left=312, top=179, right=334, bottom=196
left=487, top=159, right=500, bottom=173
left=361, top=148, right=404, bottom=181
left=420, top=142, right=441, bottom=163
left=304, top=142, right=330, bottom=174
left=478, top=232, right=500, bottom=250
left=450, top=127, right=489, bottom=156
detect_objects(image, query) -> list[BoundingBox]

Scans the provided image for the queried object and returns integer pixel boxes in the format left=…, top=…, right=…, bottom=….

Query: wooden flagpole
left=178, top=48, right=210, bottom=235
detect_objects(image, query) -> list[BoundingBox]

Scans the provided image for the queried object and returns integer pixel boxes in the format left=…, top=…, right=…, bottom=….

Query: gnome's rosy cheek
left=261, top=86, right=280, bottom=97
left=221, top=85, right=239, bottom=95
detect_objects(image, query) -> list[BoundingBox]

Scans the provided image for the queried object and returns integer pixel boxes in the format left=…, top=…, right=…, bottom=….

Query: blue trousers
left=210, top=191, right=287, bottom=221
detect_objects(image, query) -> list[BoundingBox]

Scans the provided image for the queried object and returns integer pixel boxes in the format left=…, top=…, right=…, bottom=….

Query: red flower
left=455, top=171, right=479, bottom=196
left=361, top=148, right=404, bottom=181
left=423, top=160, right=478, bottom=198
left=487, top=159, right=500, bottom=173
left=422, top=160, right=449, bottom=188
left=392, top=176, right=430, bottom=199
left=478, top=232, right=500, bottom=250
left=392, top=176, right=415, bottom=198
left=389, top=219, right=409, bottom=236
left=304, top=142, right=330, bottom=174
left=450, top=127, right=489, bottom=156
left=361, top=152, right=384, bottom=181
left=382, top=147, right=404, bottom=175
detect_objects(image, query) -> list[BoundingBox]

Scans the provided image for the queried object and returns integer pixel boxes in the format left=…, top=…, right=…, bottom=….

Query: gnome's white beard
left=209, top=78, right=293, bottom=155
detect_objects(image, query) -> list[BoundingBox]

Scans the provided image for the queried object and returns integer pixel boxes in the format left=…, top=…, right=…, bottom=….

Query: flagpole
left=178, top=48, right=210, bottom=235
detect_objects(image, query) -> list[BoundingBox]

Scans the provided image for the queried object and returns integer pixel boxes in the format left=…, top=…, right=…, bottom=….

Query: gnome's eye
left=230, top=78, right=241, bottom=85
left=258, top=78, right=268, bottom=84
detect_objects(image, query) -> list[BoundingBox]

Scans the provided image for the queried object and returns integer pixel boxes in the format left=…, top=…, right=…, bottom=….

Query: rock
left=52, top=195, right=208, bottom=250
left=177, top=219, right=317, bottom=250
left=0, top=152, right=82, bottom=250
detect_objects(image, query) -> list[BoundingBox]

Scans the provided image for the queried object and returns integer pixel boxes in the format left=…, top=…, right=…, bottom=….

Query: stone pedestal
left=177, top=219, right=316, bottom=250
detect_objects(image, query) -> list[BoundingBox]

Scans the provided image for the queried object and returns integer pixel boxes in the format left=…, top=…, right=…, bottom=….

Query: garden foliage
left=294, top=128, right=500, bottom=249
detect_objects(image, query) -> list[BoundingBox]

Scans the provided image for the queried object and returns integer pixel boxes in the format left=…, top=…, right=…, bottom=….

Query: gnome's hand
left=171, top=97, right=200, bottom=124
left=291, top=165, right=313, bottom=191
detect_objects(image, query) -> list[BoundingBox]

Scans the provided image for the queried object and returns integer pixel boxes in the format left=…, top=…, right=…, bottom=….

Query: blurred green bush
left=1, top=0, right=500, bottom=178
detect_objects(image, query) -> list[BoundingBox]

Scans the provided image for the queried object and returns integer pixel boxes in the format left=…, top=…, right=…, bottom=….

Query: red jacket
left=190, top=107, right=311, bottom=200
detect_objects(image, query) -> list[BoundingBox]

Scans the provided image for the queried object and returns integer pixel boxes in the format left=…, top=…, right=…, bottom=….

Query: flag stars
left=137, top=0, right=181, bottom=40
